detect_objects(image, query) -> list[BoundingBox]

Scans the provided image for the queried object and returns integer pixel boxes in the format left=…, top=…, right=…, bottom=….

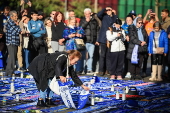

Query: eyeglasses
left=106, top=9, right=112, bottom=11
left=138, top=22, right=143, bottom=24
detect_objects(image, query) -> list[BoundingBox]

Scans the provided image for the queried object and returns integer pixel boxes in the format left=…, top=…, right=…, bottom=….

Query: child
left=63, top=17, right=85, bottom=74
left=106, top=18, right=125, bottom=80
left=63, top=17, right=84, bottom=51
left=148, top=22, right=168, bottom=81
left=28, top=10, right=46, bottom=59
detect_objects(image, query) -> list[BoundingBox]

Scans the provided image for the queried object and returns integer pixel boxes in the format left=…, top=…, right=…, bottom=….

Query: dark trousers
left=151, top=54, right=163, bottom=65
left=124, top=49, right=131, bottom=75
left=6, top=45, right=18, bottom=75
left=99, top=43, right=110, bottom=73
left=110, top=51, right=125, bottom=75
left=142, top=53, right=148, bottom=73
left=129, top=53, right=144, bottom=75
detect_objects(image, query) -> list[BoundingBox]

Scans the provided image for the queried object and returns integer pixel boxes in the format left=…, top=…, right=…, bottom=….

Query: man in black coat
left=97, top=6, right=117, bottom=76
left=79, top=8, right=99, bottom=74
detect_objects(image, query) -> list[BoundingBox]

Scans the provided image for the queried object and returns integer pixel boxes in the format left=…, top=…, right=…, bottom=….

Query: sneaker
left=117, top=75, right=122, bottom=80
left=86, top=71, right=94, bottom=75
left=125, top=72, right=131, bottom=78
left=110, top=75, right=116, bottom=80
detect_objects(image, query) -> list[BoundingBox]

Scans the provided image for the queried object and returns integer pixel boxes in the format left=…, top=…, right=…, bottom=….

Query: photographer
left=106, top=18, right=126, bottom=80
left=143, top=9, right=159, bottom=35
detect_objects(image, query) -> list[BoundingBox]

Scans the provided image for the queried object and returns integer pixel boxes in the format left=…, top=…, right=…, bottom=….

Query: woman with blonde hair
left=44, top=17, right=53, bottom=53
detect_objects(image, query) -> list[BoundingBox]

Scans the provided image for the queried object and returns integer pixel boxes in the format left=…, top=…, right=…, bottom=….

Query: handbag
left=74, top=39, right=86, bottom=50
left=49, top=76, right=60, bottom=95
left=153, top=37, right=164, bottom=54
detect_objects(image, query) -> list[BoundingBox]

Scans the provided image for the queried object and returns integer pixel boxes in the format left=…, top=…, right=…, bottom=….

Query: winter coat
left=126, top=25, right=148, bottom=59
left=148, top=30, right=168, bottom=54
left=97, top=9, right=117, bottom=44
left=28, top=51, right=83, bottom=91
left=106, top=28, right=126, bottom=52
left=161, top=17, right=170, bottom=31
left=79, top=16, right=99, bottom=44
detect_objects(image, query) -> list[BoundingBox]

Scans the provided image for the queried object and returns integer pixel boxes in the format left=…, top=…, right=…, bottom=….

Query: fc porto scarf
left=58, top=81, right=89, bottom=109
left=131, top=45, right=138, bottom=64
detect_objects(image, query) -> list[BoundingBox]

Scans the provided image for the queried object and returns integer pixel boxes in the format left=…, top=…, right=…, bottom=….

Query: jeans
left=86, top=43, right=95, bottom=71
left=23, top=48, right=30, bottom=69
left=75, top=50, right=86, bottom=72
left=40, top=79, right=53, bottom=101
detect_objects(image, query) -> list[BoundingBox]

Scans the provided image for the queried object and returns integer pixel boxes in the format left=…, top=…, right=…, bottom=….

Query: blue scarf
left=131, top=45, right=139, bottom=64
left=137, top=27, right=144, bottom=41
left=58, top=81, right=89, bottom=109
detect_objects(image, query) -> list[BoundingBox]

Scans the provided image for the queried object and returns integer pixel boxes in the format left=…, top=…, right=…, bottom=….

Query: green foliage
left=69, top=0, right=94, bottom=18
left=32, top=0, right=65, bottom=15
left=0, top=0, right=19, bottom=10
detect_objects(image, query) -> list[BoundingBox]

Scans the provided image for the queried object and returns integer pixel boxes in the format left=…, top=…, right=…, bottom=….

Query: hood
left=133, top=17, right=139, bottom=26
left=133, top=17, right=143, bottom=28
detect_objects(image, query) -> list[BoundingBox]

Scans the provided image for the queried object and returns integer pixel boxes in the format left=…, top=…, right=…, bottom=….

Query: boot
left=45, top=98, right=56, bottom=106
left=149, top=65, right=157, bottom=81
left=37, top=99, right=48, bottom=107
left=157, top=65, right=163, bottom=81
left=135, top=75, right=143, bottom=80
left=130, top=75, right=135, bottom=80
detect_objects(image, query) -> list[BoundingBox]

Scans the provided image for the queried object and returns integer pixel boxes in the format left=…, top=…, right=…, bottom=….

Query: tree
left=32, top=0, right=65, bottom=15
left=69, top=0, right=94, bottom=18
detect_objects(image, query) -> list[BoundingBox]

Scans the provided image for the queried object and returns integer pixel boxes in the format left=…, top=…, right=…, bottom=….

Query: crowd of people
left=0, top=0, right=170, bottom=82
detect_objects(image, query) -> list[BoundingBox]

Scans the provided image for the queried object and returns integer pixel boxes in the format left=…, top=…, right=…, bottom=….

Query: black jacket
left=28, top=51, right=83, bottom=91
left=51, top=22, right=66, bottom=42
left=80, top=16, right=99, bottom=44
left=126, top=25, right=148, bottom=59
left=97, top=9, right=117, bottom=43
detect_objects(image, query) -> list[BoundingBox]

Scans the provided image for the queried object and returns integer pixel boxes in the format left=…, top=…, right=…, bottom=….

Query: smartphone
left=24, top=0, right=29, bottom=3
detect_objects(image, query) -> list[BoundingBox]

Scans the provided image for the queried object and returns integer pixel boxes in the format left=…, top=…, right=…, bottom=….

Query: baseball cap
left=129, top=10, right=136, bottom=16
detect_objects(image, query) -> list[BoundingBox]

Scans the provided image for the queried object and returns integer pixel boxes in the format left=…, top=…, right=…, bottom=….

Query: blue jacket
left=122, top=23, right=129, bottom=35
left=97, top=9, right=117, bottom=43
left=28, top=20, right=46, bottom=38
left=148, top=30, right=168, bottom=54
